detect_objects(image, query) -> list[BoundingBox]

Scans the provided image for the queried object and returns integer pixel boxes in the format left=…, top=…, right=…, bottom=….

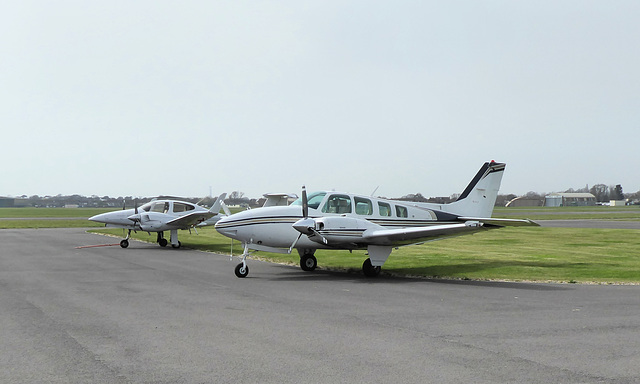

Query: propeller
left=128, top=198, right=143, bottom=230
left=289, top=186, right=308, bottom=252
left=302, top=186, right=308, bottom=219
left=289, top=186, right=328, bottom=252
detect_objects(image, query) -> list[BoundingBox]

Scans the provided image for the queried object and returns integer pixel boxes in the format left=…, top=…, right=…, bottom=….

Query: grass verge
left=90, top=226, right=640, bottom=284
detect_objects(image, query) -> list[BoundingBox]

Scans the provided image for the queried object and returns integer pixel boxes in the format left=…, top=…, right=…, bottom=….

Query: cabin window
left=355, top=197, right=373, bottom=215
left=307, top=192, right=326, bottom=210
left=322, top=194, right=352, bottom=214
left=151, top=202, right=169, bottom=213
left=395, top=205, right=408, bottom=218
left=378, top=202, right=391, bottom=217
left=173, top=202, right=195, bottom=213
left=292, top=192, right=326, bottom=210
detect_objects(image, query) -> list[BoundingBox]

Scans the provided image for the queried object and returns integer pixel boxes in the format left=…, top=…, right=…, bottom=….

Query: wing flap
left=459, top=217, right=539, bottom=227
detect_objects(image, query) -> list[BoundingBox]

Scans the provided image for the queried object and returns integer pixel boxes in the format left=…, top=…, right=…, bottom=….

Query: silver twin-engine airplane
left=215, top=161, right=538, bottom=278
left=89, top=193, right=227, bottom=249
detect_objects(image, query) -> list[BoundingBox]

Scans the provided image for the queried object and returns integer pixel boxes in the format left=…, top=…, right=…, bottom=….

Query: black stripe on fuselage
left=215, top=216, right=301, bottom=229
left=217, top=215, right=462, bottom=230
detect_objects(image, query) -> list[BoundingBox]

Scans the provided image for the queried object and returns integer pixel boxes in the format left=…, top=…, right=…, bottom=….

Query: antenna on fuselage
left=370, top=186, right=380, bottom=197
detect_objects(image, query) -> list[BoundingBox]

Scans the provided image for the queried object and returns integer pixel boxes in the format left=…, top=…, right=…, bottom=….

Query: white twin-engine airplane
left=215, top=161, right=538, bottom=278
left=89, top=193, right=228, bottom=249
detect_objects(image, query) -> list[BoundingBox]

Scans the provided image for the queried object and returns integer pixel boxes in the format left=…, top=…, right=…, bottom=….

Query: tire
left=300, top=254, right=317, bottom=271
left=362, top=258, right=381, bottom=277
left=171, top=241, right=181, bottom=249
left=120, top=239, right=129, bottom=248
left=235, top=263, right=249, bottom=278
left=159, top=238, right=168, bottom=247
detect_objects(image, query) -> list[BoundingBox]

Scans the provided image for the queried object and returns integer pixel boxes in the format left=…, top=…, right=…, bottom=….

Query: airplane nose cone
left=292, top=218, right=316, bottom=235
left=214, top=216, right=234, bottom=236
left=88, top=212, right=109, bottom=223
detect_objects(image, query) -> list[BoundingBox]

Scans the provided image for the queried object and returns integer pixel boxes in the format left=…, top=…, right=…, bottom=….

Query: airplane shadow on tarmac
left=262, top=265, right=571, bottom=291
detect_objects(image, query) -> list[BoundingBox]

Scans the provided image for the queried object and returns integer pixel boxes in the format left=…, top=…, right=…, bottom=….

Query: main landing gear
left=158, top=230, right=181, bottom=248
left=298, top=249, right=317, bottom=272
left=362, top=258, right=381, bottom=277
left=119, top=231, right=182, bottom=249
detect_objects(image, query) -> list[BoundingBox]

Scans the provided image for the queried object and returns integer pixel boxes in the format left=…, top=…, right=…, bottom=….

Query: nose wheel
left=120, top=230, right=131, bottom=248
left=235, top=263, right=249, bottom=278
left=234, top=243, right=250, bottom=278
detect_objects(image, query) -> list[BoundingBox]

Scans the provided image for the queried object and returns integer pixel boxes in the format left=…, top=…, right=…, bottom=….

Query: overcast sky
left=2, top=1, right=638, bottom=199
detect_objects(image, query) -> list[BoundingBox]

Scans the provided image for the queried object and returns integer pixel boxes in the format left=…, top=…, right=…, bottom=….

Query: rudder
left=446, top=161, right=506, bottom=217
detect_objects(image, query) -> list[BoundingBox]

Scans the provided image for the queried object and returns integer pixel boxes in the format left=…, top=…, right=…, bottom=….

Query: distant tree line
left=8, top=182, right=640, bottom=208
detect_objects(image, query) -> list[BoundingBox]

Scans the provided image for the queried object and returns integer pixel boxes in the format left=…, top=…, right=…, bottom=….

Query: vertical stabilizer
left=445, top=161, right=506, bottom=217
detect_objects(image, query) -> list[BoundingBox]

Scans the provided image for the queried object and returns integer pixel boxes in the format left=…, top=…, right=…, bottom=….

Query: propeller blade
left=289, top=233, right=303, bottom=254
left=302, top=186, right=308, bottom=219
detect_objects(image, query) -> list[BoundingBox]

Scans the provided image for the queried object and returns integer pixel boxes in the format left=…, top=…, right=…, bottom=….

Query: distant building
left=0, top=197, right=14, bottom=208
left=610, top=200, right=627, bottom=207
left=0, top=197, right=30, bottom=208
left=505, top=196, right=544, bottom=207
left=544, top=193, right=596, bottom=207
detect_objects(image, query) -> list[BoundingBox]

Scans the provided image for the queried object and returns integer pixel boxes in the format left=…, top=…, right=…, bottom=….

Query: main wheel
left=235, top=263, right=249, bottom=278
left=362, top=258, right=381, bottom=277
left=159, top=238, right=168, bottom=247
left=120, top=239, right=129, bottom=248
left=171, top=241, right=181, bottom=249
left=300, top=254, right=317, bottom=271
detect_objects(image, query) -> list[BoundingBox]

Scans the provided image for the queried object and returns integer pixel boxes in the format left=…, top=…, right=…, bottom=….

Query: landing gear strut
left=235, top=243, right=250, bottom=278
left=120, top=230, right=131, bottom=248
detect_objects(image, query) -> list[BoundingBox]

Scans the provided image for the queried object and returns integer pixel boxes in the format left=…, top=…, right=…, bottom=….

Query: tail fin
left=445, top=161, right=505, bottom=217
left=209, top=193, right=227, bottom=214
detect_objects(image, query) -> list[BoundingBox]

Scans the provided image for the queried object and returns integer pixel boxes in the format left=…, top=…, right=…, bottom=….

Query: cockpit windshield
left=291, top=192, right=326, bottom=210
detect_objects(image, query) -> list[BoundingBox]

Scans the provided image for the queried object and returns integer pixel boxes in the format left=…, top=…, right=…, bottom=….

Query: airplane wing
left=362, top=218, right=538, bottom=246
left=363, top=223, right=478, bottom=246
left=166, top=212, right=215, bottom=228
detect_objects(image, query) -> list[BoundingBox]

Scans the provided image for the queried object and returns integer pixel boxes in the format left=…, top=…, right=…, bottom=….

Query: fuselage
left=215, top=191, right=465, bottom=251
left=89, top=199, right=211, bottom=232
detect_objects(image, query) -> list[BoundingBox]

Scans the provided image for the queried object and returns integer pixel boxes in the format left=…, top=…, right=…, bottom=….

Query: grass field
left=493, top=205, right=640, bottom=221
left=91, top=224, right=640, bottom=284
left=3, top=206, right=640, bottom=283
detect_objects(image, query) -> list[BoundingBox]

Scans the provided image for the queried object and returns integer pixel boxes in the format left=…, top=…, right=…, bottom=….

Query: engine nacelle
left=293, top=216, right=380, bottom=246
